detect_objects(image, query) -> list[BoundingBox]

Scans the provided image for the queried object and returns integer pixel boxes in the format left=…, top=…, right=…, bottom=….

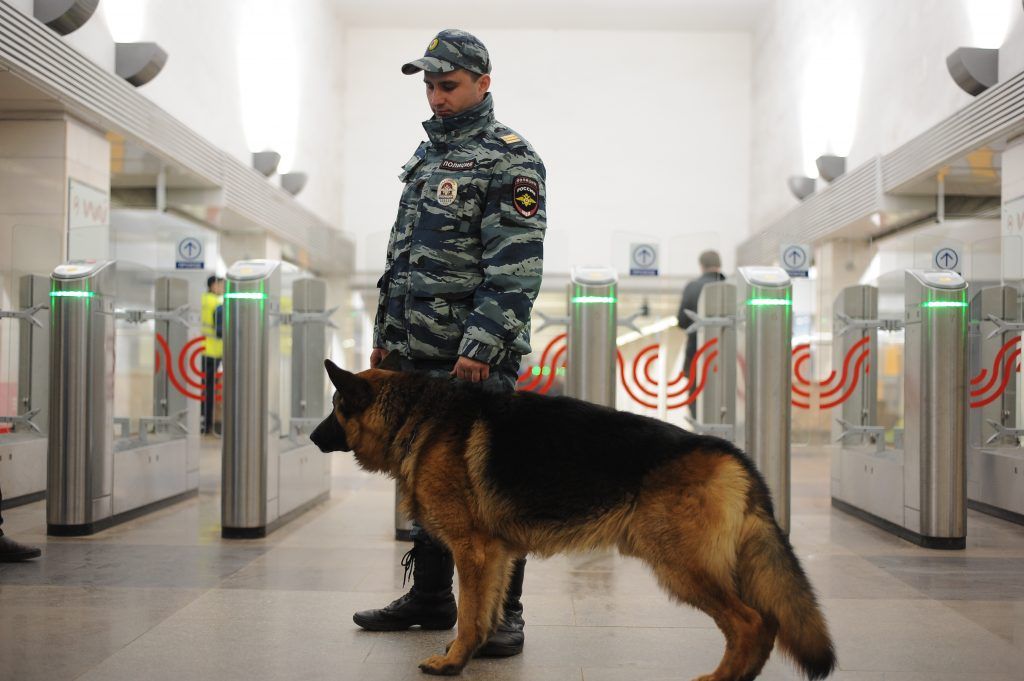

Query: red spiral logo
left=969, top=335, right=1021, bottom=409
left=791, top=338, right=870, bottom=410
left=619, top=338, right=718, bottom=410
left=154, top=333, right=222, bottom=402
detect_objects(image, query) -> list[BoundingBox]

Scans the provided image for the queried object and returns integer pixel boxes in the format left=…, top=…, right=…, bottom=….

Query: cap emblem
left=428, top=37, right=439, bottom=51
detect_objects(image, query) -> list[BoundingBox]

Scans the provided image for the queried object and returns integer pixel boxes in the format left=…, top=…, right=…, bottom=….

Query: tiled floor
left=2, top=443, right=1023, bottom=681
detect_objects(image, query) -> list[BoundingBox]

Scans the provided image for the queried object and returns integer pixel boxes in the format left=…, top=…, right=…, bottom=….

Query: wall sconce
left=281, top=172, right=308, bottom=196
left=946, top=47, right=998, bottom=96
left=788, top=176, right=815, bottom=201
left=115, top=42, right=167, bottom=87
left=34, top=0, right=98, bottom=35
left=252, top=151, right=281, bottom=177
left=816, top=155, right=846, bottom=182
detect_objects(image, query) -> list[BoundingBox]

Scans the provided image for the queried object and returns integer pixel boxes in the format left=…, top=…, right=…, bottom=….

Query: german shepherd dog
left=311, top=359, right=836, bottom=681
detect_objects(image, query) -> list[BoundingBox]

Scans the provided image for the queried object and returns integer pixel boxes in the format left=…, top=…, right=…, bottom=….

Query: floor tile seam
left=67, top=585, right=215, bottom=681
left=928, top=598, right=1024, bottom=648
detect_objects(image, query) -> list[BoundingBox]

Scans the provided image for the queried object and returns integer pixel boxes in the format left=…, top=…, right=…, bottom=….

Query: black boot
left=0, top=532, right=41, bottom=562
left=353, top=531, right=457, bottom=631
left=477, top=557, right=526, bottom=657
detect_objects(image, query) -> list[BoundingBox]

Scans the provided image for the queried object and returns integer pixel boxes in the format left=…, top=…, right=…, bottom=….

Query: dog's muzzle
left=310, top=413, right=350, bottom=453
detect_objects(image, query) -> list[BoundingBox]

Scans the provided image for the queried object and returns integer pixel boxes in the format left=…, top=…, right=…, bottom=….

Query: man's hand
left=370, top=348, right=388, bottom=369
left=451, top=356, right=490, bottom=382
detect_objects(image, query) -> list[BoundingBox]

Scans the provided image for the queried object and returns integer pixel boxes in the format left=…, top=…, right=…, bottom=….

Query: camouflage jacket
left=373, top=94, right=546, bottom=367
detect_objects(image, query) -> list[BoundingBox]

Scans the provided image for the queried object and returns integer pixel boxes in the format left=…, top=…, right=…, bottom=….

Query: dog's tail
left=737, top=512, right=836, bottom=680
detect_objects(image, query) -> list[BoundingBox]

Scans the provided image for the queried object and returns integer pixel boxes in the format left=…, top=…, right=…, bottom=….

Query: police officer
left=353, top=29, right=546, bottom=658
left=200, top=275, right=224, bottom=435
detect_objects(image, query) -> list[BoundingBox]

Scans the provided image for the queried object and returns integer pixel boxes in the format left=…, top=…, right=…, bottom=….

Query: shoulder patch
left=512, top=176, right=539, bottom=218
left=500, top=133, right=521, bottom=144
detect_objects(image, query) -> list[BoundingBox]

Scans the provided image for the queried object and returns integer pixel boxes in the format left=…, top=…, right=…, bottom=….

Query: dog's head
left=310, top=359, right=375, bottom=454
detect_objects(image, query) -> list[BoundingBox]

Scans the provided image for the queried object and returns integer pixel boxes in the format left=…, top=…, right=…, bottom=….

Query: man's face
left=424, top=69, right=490, bottom=118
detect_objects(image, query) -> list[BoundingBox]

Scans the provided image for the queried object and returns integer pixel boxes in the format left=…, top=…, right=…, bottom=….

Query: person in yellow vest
left=201, top=275, right=224, bottom=435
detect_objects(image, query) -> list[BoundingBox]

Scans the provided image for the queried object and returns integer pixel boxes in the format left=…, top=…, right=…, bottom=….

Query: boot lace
left=400, top=547, right=416, bottom=588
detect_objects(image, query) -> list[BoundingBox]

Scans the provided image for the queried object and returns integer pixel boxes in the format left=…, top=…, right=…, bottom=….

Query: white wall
left=342, top=28, right=751, bottom=280
left=9, top=0, right=348, bottom=229
left=750, top=0, right=1023, bottom=232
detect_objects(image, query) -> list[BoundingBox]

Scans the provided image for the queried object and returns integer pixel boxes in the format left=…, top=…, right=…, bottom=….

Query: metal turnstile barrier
left=567, top=266, right=618, bottom=407
left=0, top=274, right=49, bottom=508
left=221, top=260, right=331, bottom=538
left=831, top=270, right=967, bottom=548
left=686, top=281, right=736, bottom=439
left=736, top=266, right=792, bottom=533
left=966, top=285, right=1024, bottom=524
left=47, top=261, right=199, bottom=535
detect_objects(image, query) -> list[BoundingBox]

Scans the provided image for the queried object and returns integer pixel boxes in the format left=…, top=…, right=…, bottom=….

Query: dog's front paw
left=418, top=654, right=463, bottom=676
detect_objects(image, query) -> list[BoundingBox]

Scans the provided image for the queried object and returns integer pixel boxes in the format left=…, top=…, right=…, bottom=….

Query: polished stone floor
left=1, top=442, right=1023, bottom=681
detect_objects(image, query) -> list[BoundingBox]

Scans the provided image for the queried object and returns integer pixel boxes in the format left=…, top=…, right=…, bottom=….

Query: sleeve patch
left=512, top=176, right=540, bottom=218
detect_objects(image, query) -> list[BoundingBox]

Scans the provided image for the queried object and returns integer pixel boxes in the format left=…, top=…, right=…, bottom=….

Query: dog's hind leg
left=648, top=560, right=769, bottom=681
left=418, top=535, right=512, bottom=676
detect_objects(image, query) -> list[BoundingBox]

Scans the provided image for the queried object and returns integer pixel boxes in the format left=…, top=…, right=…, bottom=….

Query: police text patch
left=512, top=177, right=539, bottom=218
left=439, top=159, right=476, bottom=171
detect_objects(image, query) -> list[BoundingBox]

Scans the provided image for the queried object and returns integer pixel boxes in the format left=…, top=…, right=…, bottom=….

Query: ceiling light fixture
left=252, top=151, right=281, bottom=177
left=115, top=42, right=168, bottom=87
left=787, top=176, right=816, bottom=201
left=946, top=47, right=998, bottom=96
left=281, top=172, right=308, bottom=196
left=33, top=0, right=98, bottom=35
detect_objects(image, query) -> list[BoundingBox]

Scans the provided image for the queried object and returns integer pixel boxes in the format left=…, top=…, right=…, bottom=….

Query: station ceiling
left=333, top=0, right=770, bottom=31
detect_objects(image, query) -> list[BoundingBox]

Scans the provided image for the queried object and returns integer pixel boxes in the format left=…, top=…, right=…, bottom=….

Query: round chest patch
left=437, top=178, right=458, bottom=206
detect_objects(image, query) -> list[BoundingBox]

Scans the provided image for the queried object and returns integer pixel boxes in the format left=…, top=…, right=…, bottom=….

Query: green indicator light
left=746, top=298, right=791, bottom=307
left=542, top=366, right=551, bottom=376
left=224, top=292, right=268, bottom=300
left=556, top=367, right=565, bottom=376
left=531, top=366, right=541, bottom=376
left=921, top=301, right=967, bottom=309
left=50, top=291, right=94, bottom=298
left=571, top=296, right=616, bottom=304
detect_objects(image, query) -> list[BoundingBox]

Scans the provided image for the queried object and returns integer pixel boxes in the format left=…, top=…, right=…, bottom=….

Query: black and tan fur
left=311, top=359, right=836, bottom=680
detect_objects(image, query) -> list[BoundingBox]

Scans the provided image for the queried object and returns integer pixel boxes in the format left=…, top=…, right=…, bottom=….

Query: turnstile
left=966, top=285, right=1024, bottom=524
left=0, top=274, right=49, bottom=508
left=567, top=266, right=618, bottom=407
left=687, top=281, right=737, bottom=439
left=830, top=285, right=880, bottom=449
left=221, top=260, right=331, bottom=538
left=831, top=270, right=967, bottom=548
left=47, top=261, right=199, bottom=535
left=736, top=266, right=792, bottom=533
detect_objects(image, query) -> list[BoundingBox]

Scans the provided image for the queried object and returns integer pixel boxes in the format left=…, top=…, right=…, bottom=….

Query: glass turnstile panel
left=872, top=270, right=906, bottom=441
left=112, top=262, right=156, bottom=441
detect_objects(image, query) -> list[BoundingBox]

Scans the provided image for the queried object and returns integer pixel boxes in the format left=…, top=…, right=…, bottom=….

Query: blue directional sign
left=932, top=246, right=961, bottom=272
left=630, top=243, right=659, bottom=276
left=176, top=237, right=204, bottom=270
left=780, top=243, right=810, bottom=278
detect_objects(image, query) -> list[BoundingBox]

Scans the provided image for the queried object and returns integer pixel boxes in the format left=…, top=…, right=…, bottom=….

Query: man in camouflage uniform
left=353, top=30, right=546, bottom=658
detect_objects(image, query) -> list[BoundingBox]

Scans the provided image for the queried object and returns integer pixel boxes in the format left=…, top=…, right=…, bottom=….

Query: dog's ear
left=376, top=352, right=403, bottom=372
left=324, top=359, right=373, bottom=414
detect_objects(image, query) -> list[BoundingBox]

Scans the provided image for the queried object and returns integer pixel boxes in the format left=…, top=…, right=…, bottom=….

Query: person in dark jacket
left=677, top=250, right=725, bottom=417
